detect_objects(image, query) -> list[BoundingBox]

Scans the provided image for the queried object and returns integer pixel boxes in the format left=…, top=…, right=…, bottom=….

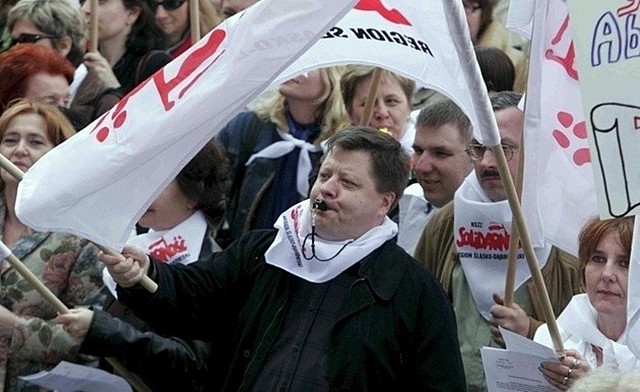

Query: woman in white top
left=535, top=216, right=636, bottom=390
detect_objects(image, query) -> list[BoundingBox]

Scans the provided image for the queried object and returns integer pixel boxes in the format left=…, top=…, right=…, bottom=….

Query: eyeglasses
left=463, top=1, right=482, bottom=14
left=151, top=0, right=187, bottom=11
left=9, top=33, right=58, bottom=47
left=465, top=143, right=518, bottom=162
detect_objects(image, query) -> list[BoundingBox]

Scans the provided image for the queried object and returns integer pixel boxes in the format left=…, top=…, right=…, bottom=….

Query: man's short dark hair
left=489, top=91, right=523, bottom=112
left=416, top=97, right=473, bottom=142
left=325, top=126, right=410, bottom=208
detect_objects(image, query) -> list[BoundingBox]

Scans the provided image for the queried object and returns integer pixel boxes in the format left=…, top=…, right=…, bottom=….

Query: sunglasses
left=9, top=33, right=58, bottom=47
left=151, top=0, right=187, bottom=11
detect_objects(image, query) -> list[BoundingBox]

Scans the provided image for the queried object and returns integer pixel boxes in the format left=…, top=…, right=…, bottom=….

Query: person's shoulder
left=427, top=201, right=454, bottom=232
left=548, top=246, right=580, bottom=269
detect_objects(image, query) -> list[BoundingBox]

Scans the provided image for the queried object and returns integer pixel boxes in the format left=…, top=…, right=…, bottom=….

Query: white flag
left=521, top=0, right=598, bottom=256
left=626, top=215, right=640, bottom=359
left=15, top=0, right=356, bottom=251
left=273, top=0, right=500, bottom=146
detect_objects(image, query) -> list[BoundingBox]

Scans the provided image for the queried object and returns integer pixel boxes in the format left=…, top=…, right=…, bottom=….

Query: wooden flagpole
left=89, top=0, right=99, bottom=52
left=190, top=0, right=201, bottom=45
left=0, top=157, right=152, bottom=391
left=491, top=144, right=564, bottom=353
left=503, top=134, right=525, bottom=307
left=358, top=67, right=383, bottom=127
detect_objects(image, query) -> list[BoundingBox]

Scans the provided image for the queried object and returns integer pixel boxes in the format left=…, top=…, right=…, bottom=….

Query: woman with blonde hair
left=340, top=65, right=416, bottom=151
left=217, top=66, right=350, bottom=243
left=0, top=100, right=105, bottom=391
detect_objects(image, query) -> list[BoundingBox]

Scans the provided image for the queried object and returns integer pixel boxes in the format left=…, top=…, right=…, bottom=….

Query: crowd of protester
left=0, top=0, right=635, bottom=391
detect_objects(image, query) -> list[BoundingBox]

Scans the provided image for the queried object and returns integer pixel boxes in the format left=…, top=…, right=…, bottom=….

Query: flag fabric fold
left=272, top=0, right=497, bottom=144
left=15, top=0, right=356, bottom=251
left=521, top=0, right=598, bottom=255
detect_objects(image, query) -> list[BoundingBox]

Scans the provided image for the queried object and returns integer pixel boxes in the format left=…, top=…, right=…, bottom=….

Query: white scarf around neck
left=454, top=172, right=551, bottom=320
left=245, top=129, right=322, bottom=197
left=265, top=200, right=397, bottom=283
left=102, top=210, right=208, bottom=298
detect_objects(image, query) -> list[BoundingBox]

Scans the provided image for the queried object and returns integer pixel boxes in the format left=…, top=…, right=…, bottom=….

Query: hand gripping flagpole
left=443, top=0, right=564, bottom=353
left=0, top=155, right=152, bottom=391
left=0, top=154, right=157, bottom=293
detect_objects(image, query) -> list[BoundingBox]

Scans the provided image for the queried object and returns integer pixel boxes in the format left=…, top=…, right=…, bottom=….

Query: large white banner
left=567, top=0, right=640, bottom=219
left=521, top=0, right=598, bottom=256
left=15, top=0, right=356, bottom=251
left=273, top=0, right=498, bottom=145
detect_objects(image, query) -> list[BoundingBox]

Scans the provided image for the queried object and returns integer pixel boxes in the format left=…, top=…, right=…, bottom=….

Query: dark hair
left=176, top=141, right=231, bottom=228
left=489, top=90, right=523, bottom=112
left=578, top=216, right=634, bottom=289
left=0, top=44, right=75, bottom=113
left=416, top=97, right=472, bottom=142
left=325, top=126, right=410, bottom=209
left=478, top=0, right=494, bottom=38
left=475, top=46, right=515, bottom=92
left=123, top=0, right=168, bottom=55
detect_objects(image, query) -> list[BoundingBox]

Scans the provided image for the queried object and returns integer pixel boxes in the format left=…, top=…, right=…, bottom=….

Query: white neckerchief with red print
left=103, top=210, right=207, bottom=298
left=453, top=173, right=551, bottom=320
left=265, top=200, right=397, bottom=283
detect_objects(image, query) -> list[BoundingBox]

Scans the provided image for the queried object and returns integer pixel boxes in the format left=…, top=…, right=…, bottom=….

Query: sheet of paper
left=482, top=327, right=561, bottom=392
left=501, top=327, right=557, bottom=358
left=482, top=347, right=558, bottom=392
left=20, top=361, right=132, bottom=392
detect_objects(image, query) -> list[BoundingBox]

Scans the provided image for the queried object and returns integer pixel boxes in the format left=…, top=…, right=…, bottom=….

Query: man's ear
left=380, top=191, right=395, bottom=215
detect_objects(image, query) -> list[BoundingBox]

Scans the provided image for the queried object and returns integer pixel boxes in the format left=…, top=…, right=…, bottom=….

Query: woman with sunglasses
left=7, top=0, right=88, bottom=101
left=152, top=0, right=219, bottom=58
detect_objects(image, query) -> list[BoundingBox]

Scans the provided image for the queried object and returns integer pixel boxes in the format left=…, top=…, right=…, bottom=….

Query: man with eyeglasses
left=414, top=91, right=580, bottom=391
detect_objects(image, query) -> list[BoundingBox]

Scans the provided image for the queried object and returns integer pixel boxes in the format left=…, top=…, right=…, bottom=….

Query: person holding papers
left=535, top=216, right=637, bottom=390
left=413, top=91, right=581, bottom=391
left=340, top=65, right=416, bottom=152
left=217, top=67, right=350, bottom=243
left=0, top=100, right=105, bottom=391
left=56, top=141, right=231, bottom=391
left=99, top=127, right=465, bottom=391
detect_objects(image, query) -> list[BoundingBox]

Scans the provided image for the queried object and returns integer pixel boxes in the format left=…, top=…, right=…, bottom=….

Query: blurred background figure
left=340, top=65, right=416, bottom=152
left=536, top=217, right=637, bottom=390
left=0, top=44, right=74, bottom=114
left=79, top=0, right=171, bottom=95
left=152, top=0, right=219, bottom=58
left=474, top=46, right=515, bottom=92
left=219, top=0, right=257, bottom=20
left=57, top=141, right=231, bottom=391
left=0, top=100, right=105, bottom=391
left=6, top=0, right=87, bottom=98
left=217, top=67, right=349, bottom=244
left=463, top=0, right=528, bottom=92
